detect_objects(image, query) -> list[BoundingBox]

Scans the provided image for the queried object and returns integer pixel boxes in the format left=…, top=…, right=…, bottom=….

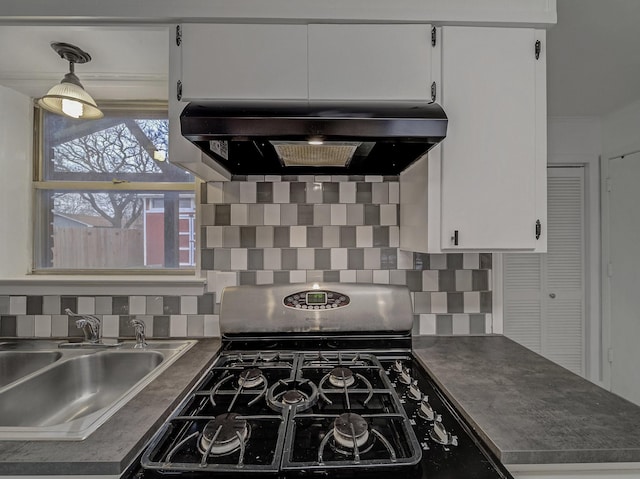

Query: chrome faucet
left=65, top=309, right=101, bottom=344
left=130, top=319, right=148, bottom=348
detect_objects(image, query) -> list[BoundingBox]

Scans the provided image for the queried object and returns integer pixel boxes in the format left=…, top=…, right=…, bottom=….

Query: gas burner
left=329, top=367, right=355, bottom=388
left=267, top=378, right=318, bottom=411
left=198, top=413, right=251, bottom=456
left=238, top=368, right=265, bottom=389
left=283, top=390, right=305, bottom=404
left=333, top=413, right=370, bottom=449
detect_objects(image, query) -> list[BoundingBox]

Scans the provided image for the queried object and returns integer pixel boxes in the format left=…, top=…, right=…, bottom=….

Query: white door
left=607, top=152, right=640, bottom=404
left=503, top=167, right=585, bottom=375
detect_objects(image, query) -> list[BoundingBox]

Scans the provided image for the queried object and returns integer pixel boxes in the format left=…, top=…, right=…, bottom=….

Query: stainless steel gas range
left=127, top=284, right=512, bottom=479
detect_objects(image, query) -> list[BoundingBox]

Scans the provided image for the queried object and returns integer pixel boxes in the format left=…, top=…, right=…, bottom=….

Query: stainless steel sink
left=0, top=351, right=62, bottom=388
left=0, top=340, right=195, bottom=440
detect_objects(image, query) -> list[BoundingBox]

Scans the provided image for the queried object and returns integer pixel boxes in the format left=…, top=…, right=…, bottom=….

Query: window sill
left=0, top=275, right=207, bottom=296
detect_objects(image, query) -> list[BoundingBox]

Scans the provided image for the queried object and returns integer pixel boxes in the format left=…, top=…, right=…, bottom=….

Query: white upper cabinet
left=179, top=24, right=309, bottom=101
left=401, top=26, right=547, bottom=252
left=177, top=23, right=433, bottom=103
left=308, top=24, right=432, bottom=101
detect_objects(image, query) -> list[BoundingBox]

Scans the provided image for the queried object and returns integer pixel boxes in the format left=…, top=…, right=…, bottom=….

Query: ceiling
left=0, top=1, right=639, bottom=118
left=547, top=0, right=640, bottom=117
left=0, top=26, right=168, bottom=101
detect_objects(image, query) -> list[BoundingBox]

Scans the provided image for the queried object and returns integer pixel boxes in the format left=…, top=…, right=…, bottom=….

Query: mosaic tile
left=447, top=253, right=464, bottom=270
left=274, top=226, right=290, bottom=247
left=0, top=297, right=9, bottom=315
left=307, top=227, right=323, bottom=247
left=322, top=183, right=339, bottom=203
left=163, top=296, right=181, bottom=315
left=436, top=315, right=453, bottom=335
left=340, top=226, right=357, bottom=247
left=364, top=248, right=381, bottom=270
left=348, top=249, right=364, bottom=270
left=356, top=183, right=372, bottom=203
left=26, top=296, right=43, bottom=315
left=364, top=204, right=380, bottom=225
left=297, top=204, right=314, bottom=225
left=290, top=182, right=306, bottom=203
left=470, top=314, right=487, bottom=334
left=240, top=226, right=257, bottom=248
left=214, top=204, right=231, bottom=225
left=248, top=249, right=264, bottom=270
left=372, top=226, right=389, bottom=247
left=256, top=182, right=273, bottom=203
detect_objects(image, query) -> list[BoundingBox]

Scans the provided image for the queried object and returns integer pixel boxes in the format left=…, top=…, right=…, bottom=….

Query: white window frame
left=32, top=101, right=197, bottom=275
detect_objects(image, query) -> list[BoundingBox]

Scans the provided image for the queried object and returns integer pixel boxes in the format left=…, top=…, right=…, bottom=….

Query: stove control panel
left=384, top=357, right=463, bottom=453
left=283, top=290, right=350, bottom=310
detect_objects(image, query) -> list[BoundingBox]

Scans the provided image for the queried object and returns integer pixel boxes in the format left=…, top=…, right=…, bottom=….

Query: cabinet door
left=308, top=24, right=432, bottom=101
left=439, top=26, right=545, bottom=250
left=169, top=26, right=230, bottom=181
left=180, top=24, right=308, bottom=101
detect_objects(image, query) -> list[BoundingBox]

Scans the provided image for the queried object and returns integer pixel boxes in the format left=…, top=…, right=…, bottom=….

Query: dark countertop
left=4, top=335, right=640, bottom=475
left=413, top=335, right=640, bottom=465
left=0, top=338, right=221, bottom=476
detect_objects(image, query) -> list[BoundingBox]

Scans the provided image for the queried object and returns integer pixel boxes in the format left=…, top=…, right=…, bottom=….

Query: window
left=33, top=104, right=196, bottom=272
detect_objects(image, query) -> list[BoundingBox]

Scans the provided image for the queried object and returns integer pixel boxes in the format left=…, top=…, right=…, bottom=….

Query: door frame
left=601, top=149, right=640, bottom=390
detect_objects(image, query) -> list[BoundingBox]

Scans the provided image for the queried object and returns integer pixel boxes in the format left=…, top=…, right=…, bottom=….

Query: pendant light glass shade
left=37, top=42, right=104, bottom=120
left=38, top=79, right=103, bottom=119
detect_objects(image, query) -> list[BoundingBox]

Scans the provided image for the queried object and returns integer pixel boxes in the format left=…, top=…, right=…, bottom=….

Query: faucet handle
left=65, top=309, right=101, bottom=343
left=130, top=319, right=148, bottom=348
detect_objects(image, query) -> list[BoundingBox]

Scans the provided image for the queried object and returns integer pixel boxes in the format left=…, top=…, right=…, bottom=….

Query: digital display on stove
left=306, top=292, right=327, bottom=304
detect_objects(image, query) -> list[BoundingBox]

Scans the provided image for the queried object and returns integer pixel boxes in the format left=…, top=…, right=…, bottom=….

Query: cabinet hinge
left=176, top=25, right=182, bottom=46
left=431, top=27, right=437, bottom=47
left=177, top=80, right=182, bottom=101
left=608, top=262, right=614, bottom=278
left=535, top=40, right=541, bottom=60
left=535, top=219, right=541, bottom=240
left=608, top=348, right=614, bottom=364
left=606, top=178, right=612, bottom=192
left=431, top=81, right=437, bottom=102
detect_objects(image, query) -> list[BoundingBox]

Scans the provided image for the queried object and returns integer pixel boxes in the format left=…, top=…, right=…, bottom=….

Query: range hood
left=180, top=102, right=447, bottom=176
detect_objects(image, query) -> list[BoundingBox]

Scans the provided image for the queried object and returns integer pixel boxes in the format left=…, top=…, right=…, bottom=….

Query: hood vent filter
left=271, top=141, right=362, bottom=167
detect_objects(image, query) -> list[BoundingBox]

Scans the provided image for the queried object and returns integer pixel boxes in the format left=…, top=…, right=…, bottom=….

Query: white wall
left=548, top=117, right=602, bottom=382
left=603, top=98, right=640, bottom=159
left=0, top=85, right=32, bottom=278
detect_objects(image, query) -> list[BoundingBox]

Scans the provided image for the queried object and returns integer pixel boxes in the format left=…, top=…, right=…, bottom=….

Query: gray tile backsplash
left=0, top=175, right=492, bottom=339
left=202, top=175, right=493, bottom=336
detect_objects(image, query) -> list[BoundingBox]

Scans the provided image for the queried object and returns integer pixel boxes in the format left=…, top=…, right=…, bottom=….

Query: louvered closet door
left=503, top=167, right=585, bottom=375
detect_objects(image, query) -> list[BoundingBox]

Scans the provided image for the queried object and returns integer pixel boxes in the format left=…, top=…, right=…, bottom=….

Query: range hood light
left=307, top=135, right=325, bottom=146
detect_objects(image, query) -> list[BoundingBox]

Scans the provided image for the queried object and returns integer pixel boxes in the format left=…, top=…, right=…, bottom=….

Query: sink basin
left=0, top=351, right=163, bottom=427
left=0, top=351, right=62, bottom=388
left=0, top=340, right=195, bottom=440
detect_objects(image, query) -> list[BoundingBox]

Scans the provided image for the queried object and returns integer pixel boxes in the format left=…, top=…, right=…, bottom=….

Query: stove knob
left=391, top=359, right=404, bottom=373
left=408, top=380, right=422, bottom=400
left=418, top=396, right=436, bottom=420
left=399, top=368, right=412, bottom=385
left=430, top=418, right=458, bottom=447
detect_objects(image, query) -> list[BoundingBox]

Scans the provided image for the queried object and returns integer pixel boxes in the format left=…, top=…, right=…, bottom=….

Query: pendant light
left=38, top=42, right=104, bottom=120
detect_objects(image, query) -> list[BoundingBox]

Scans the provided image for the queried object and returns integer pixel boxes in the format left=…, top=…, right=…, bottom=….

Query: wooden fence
left=52, top=227, right=144, bottom=269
